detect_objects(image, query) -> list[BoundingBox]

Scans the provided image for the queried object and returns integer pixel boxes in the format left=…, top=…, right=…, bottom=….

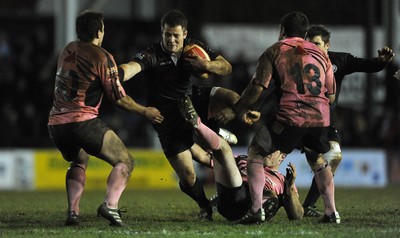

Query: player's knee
left=68, top=163, right=86, bottom=172
left=177, top=170, right=197, bottom=187
left=70, top=149, right=89, bottom=164
left=219, top=139, right=230, bottom=154
left=248, top=144, right=266, bottom=159
left=179, top=177, right=196, bottom=188
left=186, top=173, right=197, bottom=186
left=309, top=154, right=327, bottom=172
left=304, top=147, right=325, bottom=171
left=324, top=141, right=342, bottom=172
left=126, top=153, right=135, bottom=172
left=117, top=151, right=135, bottom=173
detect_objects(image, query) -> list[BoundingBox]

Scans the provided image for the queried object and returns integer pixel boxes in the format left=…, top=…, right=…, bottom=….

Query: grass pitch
left=0, top=186, right=399, bottom=238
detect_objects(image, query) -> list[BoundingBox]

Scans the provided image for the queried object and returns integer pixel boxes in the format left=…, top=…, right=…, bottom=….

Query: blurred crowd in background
left=1, top=0, right=400, bottom=166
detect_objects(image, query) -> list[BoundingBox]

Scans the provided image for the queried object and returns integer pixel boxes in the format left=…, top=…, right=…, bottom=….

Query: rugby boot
left=320, top=211, right=341, bottom=224
left=198, top=204, right=213, bottom=221
left=235, top=208, right=265, bottom=224
left=65, top=210, right=79, bottom=226
left=209, top=194, right=218, bottom=212
left=304, top=205, right=324, bottom=218
left=263, top=197, right=279, bottom=221
left=97, top=202, right=125, bottom=227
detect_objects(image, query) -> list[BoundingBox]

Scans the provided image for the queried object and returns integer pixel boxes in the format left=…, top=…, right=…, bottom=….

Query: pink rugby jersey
left=48, top=41, right=126, bottom=125
left=252, top=37, right=335, bottom=127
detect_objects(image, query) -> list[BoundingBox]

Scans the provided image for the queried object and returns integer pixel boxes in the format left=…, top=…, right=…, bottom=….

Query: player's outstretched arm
left=116, top=96, right=164, bottom=124
left=282, top=163, right=304, bottom=220
left=118, top=61, right=142, bottom=82
left=206, top=55, right=232, bottom=76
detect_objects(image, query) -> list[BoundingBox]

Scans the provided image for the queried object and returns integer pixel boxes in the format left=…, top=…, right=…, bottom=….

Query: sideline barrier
left=232, top=147, right=388, bottom=187
left=0, top=149, right=176, bottom=190
left=0, top=150, right=34, bottom=190
left=0, top=148, right=387, bottom=190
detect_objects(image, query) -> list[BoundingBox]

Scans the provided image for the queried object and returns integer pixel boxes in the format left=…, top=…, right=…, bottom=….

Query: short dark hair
left=76, top=10, right=104, bottom=42
left=160, top=9, right=188, bottom=31
left=280, top=11, right=309, bottom=38
left=307, top=25, right=331, bottom=44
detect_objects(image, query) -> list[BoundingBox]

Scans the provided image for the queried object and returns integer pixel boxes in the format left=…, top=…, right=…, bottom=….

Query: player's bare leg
left=208, top=87, right=240, bottom=145
left=190, top=143, right=213, bottom=168
left=212, top=139, right=242, bottom=187
left=66, top=162, right=86, bottom=213
left=234, top=145, right=267, bottom=224
left=303, top=141, right=342, bottom=217
left=188, top=110, right=241, bottom=185
left=208, top=87, right=240, bottom=119
left=325, top=141, right=342, bottom=173
left=247, top=147, right=267, bottom=213
left=97, top=130, right=134, bottom=208
left=168, top=150, right=212, bottom=221
left=195, top=117, right=221, bottom=150
left=64, top=149, right=89, bottom=226
left=96, top=130, right=134, bottom=226
left=306, top=149, right=340, bottom=224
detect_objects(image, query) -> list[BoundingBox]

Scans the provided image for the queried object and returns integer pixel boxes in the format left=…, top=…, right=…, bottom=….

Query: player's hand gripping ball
left=183, top=44, right=210, bottom=79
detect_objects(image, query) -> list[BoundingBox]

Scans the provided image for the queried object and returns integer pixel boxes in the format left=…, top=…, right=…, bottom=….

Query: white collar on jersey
left=160, top=42, right=182, bottom=66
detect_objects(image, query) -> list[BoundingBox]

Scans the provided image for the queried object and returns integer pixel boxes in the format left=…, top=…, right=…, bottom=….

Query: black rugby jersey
left=131, top=38, right=219, bottom=106
left=328, top=51, right=386, bottom=116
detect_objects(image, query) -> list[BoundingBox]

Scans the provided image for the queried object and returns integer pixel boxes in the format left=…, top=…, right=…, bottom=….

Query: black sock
left=302, top=177, right=321, bottom=208
left=179, top=177, right=210, bottom=208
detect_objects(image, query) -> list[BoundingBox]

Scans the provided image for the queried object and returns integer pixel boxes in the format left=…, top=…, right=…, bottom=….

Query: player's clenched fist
left=378, top=46, right=394, bottom=63
left=242, top=110, right=261, bottom=125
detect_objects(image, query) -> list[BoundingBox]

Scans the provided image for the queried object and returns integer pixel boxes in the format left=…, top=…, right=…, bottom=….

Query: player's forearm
left=234, top=84, right=263, bottom=115
left=353, top=58, right=386, bottom=73
left=284, top=187, right=304, bottom=220
left=115, top=95, right=146, bottom=115
left=119, top=61, right=142, bottom=81
left=206, top=56, right=232, bottom=76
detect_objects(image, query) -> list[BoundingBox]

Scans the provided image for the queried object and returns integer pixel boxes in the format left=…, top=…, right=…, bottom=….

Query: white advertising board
left=232, top=147, right=387, bottom=187
left=0, top=150, right=34, bottom=190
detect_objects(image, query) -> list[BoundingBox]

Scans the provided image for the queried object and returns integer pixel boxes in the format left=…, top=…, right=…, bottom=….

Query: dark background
left=0, top=0, right=399, bottom=150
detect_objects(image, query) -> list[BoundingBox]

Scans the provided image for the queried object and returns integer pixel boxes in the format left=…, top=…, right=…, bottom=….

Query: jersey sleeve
left=131, top=47, right=159, bottom=71
left=251, top=45, right=276, bottom=89
left=99, top=51, right=127, bottom=103
left=325, top=58, right=336, bottom=95
left=341, top=52, right=386, bottom=74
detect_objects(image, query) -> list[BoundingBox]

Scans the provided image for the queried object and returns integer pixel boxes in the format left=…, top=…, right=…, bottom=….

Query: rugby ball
left=183, top=44, right=210, bottom=79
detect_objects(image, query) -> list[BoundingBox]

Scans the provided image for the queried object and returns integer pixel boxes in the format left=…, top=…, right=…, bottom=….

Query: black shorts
left=251, top=120, right=330, bottom=156
left=216, top=182, right=251, bottom=221
left=151, top=99, right=194, bottom=158
left=47, top=118, right=109, bottom=161
left=327, top=125, right=341, bottom=143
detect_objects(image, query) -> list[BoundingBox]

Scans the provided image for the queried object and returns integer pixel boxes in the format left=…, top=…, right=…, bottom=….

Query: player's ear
left=183, top=30, right=187, bottom=39
left=325, top=42, right=331, bottom=50
left=96, top=22, right=104, bottom=39
left=279, top=25, right=285, bottom=40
